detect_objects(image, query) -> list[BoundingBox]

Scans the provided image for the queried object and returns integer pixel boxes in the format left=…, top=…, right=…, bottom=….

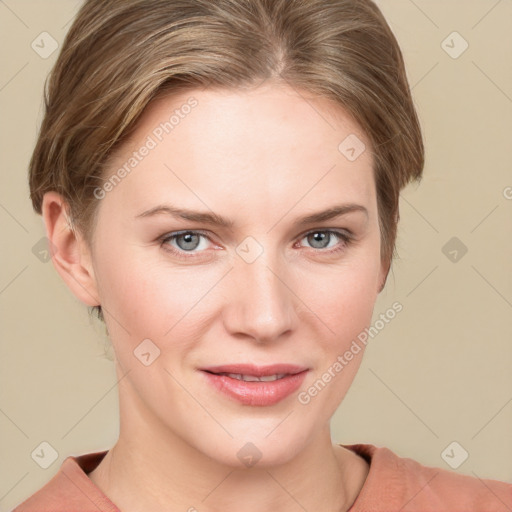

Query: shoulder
left=341, top=443, right=512, bottom=511
left=11, top=450, right=119, bottom=512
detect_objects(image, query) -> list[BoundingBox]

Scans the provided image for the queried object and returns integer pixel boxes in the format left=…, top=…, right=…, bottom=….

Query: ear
left=378, top=257, right=391, bottom=293
left=41, top=191, right=100, bottom=307
left=378, top=212, right=398, bottom=293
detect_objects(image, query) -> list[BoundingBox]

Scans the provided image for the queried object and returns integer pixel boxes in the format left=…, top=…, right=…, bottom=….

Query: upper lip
left=201, top=364, right=308, bottom=377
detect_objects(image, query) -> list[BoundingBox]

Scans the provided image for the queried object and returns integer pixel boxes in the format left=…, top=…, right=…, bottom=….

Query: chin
left=194, top=422, right=314, bottom=470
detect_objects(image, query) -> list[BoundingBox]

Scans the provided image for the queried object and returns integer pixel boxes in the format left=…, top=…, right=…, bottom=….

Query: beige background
left=1, top=0, right=511, bottom=510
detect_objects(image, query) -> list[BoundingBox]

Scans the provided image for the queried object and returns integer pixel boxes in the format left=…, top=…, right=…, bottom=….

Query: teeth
left=235, top=373, right=260, bottom=382
left=259, top=374, right=285, bottom=382
left=219, top=372, right=288, bottom=382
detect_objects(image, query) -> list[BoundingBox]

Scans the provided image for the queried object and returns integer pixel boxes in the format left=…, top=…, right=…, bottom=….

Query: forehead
left=137, top=84, right=369, bottom=157
left=102, top=84, right=376, bottom=218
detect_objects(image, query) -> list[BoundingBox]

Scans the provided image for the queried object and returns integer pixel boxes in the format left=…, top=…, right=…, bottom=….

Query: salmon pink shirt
left=11, top=443, right=512, bottom=511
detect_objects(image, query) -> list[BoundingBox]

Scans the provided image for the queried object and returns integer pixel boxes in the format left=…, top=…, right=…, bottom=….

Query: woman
left=13, top=0, right=511, bottom=510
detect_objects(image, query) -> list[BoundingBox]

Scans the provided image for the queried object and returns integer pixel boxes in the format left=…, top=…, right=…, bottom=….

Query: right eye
left=159, top=230, right=214, bottom=259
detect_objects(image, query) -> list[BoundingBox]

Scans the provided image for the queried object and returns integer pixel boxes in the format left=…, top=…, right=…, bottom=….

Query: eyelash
left=159, top=229, right=353, bottom=260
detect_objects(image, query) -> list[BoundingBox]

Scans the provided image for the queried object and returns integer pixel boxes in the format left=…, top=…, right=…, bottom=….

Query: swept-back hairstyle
left=29, top=0, right=424, bottom=322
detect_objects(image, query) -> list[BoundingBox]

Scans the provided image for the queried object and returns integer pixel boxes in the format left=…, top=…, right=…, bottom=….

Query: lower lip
left=201, top=370, right=308, bottom=406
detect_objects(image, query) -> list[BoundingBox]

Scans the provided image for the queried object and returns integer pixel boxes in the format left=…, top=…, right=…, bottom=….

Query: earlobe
left=41, top=191, right=101, bottom=307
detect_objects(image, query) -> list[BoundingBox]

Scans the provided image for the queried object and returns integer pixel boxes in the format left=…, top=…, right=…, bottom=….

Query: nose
left=222, top=249, right=298, bottom=344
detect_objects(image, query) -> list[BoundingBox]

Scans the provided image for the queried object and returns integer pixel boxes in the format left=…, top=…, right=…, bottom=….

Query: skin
left=42, top=82, right=388, bottom=512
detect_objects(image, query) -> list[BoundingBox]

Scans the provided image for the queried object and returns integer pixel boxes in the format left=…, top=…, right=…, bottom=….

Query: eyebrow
left=135, top=203, right=368, bottom=228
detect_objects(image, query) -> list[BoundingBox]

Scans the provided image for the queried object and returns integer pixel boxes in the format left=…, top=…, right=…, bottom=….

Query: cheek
left=298, top=257, right=380, bottom=345
left=92, top=242, right=177, bottom=337
left=94, top=225, right=380, bottom=352
left=93, top=243, right=219, bottom=355
left=295, top=262, right=378, bottom=415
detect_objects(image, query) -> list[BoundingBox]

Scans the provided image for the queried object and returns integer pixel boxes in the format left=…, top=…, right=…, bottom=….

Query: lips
left=200, top=363, right=309, bottom=406
left=201, top=363, right=308, bottom=377
left=215, top=372, right=288, bottom=382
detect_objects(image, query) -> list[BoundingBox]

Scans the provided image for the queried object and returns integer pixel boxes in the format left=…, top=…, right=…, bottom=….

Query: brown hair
left=29, top=0, right=424, bottom=323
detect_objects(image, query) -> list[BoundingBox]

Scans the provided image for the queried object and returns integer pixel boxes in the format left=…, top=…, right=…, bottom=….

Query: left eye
left=160, top=229, right=350, bottom=258
left=299, top=230, right=347, bottom=250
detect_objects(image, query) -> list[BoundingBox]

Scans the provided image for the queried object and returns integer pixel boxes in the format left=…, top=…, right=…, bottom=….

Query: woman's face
left=86, top=83, right=386, bottom=466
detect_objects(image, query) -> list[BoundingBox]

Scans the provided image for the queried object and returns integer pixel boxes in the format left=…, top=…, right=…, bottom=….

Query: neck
left=88, top=373, right=369, bottom=512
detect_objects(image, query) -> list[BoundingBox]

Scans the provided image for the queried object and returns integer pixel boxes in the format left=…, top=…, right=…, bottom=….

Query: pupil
left=178, top=232, right=198, bottom=250
left=310, top=232, right=328, bottom=248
